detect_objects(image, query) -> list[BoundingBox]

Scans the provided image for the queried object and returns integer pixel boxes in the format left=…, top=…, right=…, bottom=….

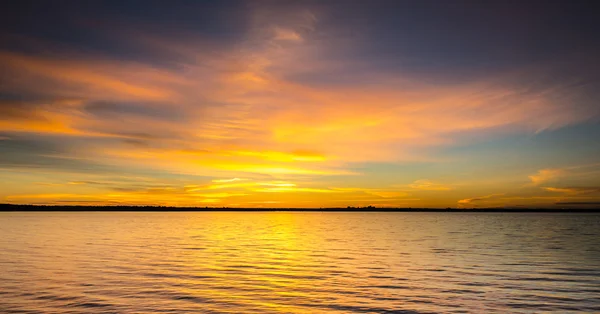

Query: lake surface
left=1, top=212, right=599, bottom=313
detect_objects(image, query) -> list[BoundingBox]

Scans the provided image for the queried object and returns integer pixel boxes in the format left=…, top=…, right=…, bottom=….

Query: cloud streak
left=529, top=169, right=564, bottom=186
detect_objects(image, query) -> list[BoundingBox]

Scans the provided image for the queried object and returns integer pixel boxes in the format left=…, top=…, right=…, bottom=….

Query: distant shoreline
left=1, top=204, right=599, bottom=212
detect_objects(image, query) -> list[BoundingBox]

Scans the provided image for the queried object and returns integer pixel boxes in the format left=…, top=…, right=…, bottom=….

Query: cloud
left=185, top=182, right=256, bottom=192
left=529, top=164, right=600, bottom=192
left=543, top=187, right=576, bottom=194
left=212, top=178, right=248, bottom=183
left=1, top=13, right=596, bottom=170
left=543, top=186, right=600, bottom=195
left=189, top=192, right=248, bottom=198
left=5, top=193, right=105, bottom=202
left=230, top=150, right=326, bottom=162
left=331, top=187, right=408, bottom=199
left=0, top=51, right=174, bottom=100
left=1, top=1, right=599, bottom=207
left=366, top=191, right=407, bottom=198
left=273, top=27, right=303, bottom=42
left=458, top=185, right=600, bottom=208
left=407, top=180, right=452, bottom=191
left=68, top=181, right=105, bottom=185
left=458, top=194, right=505, bottom=206
left=529, top=169, right=564, bottom=186
left=252, top=187, right=335, bottom=193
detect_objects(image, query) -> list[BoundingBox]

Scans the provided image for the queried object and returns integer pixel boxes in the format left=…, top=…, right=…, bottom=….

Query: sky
left=1, top=0, right=599, bottom=208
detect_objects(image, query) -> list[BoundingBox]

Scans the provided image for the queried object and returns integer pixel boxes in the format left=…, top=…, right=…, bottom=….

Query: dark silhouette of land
left=1, top=204, right=599, bottom=212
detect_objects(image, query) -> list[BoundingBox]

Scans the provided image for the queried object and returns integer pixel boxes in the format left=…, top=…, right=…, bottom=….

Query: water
left=1, top=212, right=599, bottom=313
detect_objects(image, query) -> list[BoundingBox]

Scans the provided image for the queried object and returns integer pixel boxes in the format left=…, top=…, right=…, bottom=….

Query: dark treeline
left=1, top=204, right=599, bottom=212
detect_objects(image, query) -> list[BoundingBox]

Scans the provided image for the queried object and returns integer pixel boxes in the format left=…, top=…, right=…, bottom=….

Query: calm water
left=1, top=212, right=599, bottom=313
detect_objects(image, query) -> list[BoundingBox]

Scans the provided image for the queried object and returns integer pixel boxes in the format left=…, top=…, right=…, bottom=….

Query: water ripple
left=1, top=212, right=599, bottom=313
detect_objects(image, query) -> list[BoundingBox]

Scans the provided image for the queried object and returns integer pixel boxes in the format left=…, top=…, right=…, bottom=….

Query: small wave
left=65, top=301, right=112, bottom=308
left=363, top=285, right=412, bottom=290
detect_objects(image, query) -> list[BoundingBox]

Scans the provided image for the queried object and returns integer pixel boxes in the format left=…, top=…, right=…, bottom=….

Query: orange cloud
left=528, top=169, right=564, bottom=186
left=0, top=51, right=174, bottom=100
left=458, top=194, right=505, bottom=206
left=543, top=187, right=600, bottom=195
left=543, top=187, right=576, bottom=193
left=407, top=180, right=452, bottom=191
left=1, top=20, right=590, bottom=168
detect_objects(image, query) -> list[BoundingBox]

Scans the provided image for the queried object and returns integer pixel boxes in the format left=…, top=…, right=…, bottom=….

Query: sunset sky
left=1, top=0, right=599, bottom=208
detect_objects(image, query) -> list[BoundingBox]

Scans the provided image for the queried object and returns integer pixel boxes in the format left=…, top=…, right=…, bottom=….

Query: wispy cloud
left=273, top=27, right=303, bottom=42
left=212, top=178, right=248, bottom=183
left=458, top=194, right=505, bottom=206
left=529, top=169, right=564, bottom=186
left=542, top=187, right=576, bottom=194
left=407, top=180, right=452, bottom=191
left=543, top=186, right=600, bottom=195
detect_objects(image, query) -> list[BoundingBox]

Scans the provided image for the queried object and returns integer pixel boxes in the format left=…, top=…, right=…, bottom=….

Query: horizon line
left=1, top=204, right=599, bottom=213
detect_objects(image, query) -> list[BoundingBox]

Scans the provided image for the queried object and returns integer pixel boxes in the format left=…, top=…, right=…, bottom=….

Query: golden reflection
left=2, top=212, right=595, bottom=312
